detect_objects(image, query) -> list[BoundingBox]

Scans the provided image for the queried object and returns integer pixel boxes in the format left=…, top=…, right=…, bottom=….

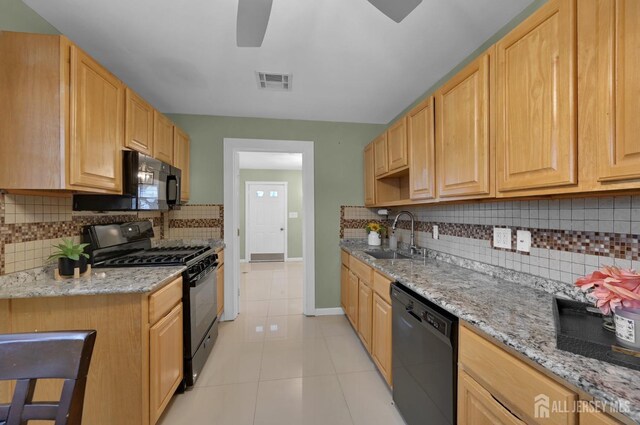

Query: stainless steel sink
left=364, top=250, right=412, bottom=260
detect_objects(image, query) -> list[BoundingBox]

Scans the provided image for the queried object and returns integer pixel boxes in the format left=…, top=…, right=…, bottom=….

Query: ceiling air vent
left=256, top=72, right=292, bottom=91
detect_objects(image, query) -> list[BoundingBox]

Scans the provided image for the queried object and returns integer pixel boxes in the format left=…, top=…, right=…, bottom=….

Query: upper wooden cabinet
left=408, top=97, right=436, bottom=201
left=125, top=88, right=154, bottom=156
left=436, top=49, right=495, bottom=200
left=364, top=143, right=376, bottom=206
left=0, top=32, right=123, bottom=193
left=496, top=0, right=577, bottom=194
left=153, top=111, right=174, bottom=165
left=373, top=134, right=389, bottom=177
left=173, top=126, right=191, bottom=202
left=579, top=0, right=640, bottom=186
left=387, top=117, right=409, bottom=173
left=68, top=45, right=124, bottom=192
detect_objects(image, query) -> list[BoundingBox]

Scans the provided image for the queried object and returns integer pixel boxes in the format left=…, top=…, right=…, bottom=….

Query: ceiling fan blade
left=237, top=0, right=273, bottom=47
left=366, top=0, right=423, bottom=23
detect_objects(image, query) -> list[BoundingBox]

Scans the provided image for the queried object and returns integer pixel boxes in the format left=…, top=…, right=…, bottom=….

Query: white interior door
left=247, top=182, right=287, bottom=262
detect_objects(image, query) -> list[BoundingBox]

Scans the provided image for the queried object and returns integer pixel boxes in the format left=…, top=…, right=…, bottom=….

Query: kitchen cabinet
left=0, top=32, right=124, bottom=193
left=216, top=249, right=225, bottom=318
left=347, top=271, right=359, bottom=328
left=372, top=292, right=392, bottom=386
left=357, top=281, right=373, bottom=352
left=173, top=126, right=191, bottom=202
left=387, top=117, right=409, bottom=173
left=580, top=410, right=622, bottom=425
left=496, top=0, right=577, bottom=194
left=373, top=134, right=389, bottom=177
left=458, top=370, right=525, bottom=425
left=436, top=48, right=494, bottom=200
left=1, top=276, right=184, bottom=425
left=153, top=111, right=174, bottom=165
left=125, top=88, right=154, bottom=156
left=408, top=97, right=436, bottom=201
left=459, top=325, right=577, bottom=425
left=364, top=143, right=376, bottom=206
left=149, top=303, right=183, bottom=424
left=340, top=264, right=349, bottom=312
left=579, top=0, right=640, bottom=188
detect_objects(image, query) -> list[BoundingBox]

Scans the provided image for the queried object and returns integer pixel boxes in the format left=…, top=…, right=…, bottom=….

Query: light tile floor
left=158, top=261, right=406, bottom=425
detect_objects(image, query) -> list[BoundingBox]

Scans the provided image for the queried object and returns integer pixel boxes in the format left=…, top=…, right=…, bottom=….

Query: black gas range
left=84, top=220, right=219, bottom=390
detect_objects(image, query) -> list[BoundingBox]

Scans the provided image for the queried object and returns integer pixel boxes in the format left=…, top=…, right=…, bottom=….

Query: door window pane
left=269, top=191, right=278, bottom=197
left=256, top=191, right=264, bottom=197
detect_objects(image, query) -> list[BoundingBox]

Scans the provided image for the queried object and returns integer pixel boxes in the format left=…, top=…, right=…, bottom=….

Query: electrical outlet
left=493, top=227, right=512, bottom=249
left=432, top=225, right=439, bottom=239
left=517, top=230, right=532, bottom=253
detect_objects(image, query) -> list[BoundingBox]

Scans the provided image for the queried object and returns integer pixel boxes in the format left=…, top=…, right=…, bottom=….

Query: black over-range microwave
left=73, top=151, right=182, bottom=211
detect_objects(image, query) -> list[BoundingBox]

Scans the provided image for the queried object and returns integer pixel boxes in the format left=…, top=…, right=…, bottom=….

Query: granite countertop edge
left=340, top=240, right=640, bottom=424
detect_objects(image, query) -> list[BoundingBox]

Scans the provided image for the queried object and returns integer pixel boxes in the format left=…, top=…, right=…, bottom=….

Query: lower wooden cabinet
left=357, top=281, right=373, bottom=352
left=149, top=303, right=183, bottom=424
left=458, top=370, right=525, bottom=425
left=0, top=277, right=184, bottom=425
left=347, top=271, right=359, bottom=328
left=372, top=293, right=392, bottom=386
left=340, top=264, right=349, bottom=311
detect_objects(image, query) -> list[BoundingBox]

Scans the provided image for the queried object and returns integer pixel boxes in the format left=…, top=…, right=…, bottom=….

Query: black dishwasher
left=391, top=283, right=458, bottom=425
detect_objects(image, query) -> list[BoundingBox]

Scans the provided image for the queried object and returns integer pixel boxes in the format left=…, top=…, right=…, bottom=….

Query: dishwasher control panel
left=422, top=311, right=447, bottom=335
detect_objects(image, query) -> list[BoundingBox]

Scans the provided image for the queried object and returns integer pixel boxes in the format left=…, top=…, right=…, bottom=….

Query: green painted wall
left=0, top=0, right=59, bottom=33
left=239, top=169, right=303, bottom=261
left=167, top=114, right=384, bottom=308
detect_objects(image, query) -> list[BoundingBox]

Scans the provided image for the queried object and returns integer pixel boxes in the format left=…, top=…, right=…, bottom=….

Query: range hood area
left=73, top=151, right=182, bottom=212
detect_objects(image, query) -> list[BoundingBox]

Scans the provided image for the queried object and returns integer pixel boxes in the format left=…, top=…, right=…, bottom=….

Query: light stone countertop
left=0, top=265, right=186, bottom=299
left=340, top=240, right=640, bottom=424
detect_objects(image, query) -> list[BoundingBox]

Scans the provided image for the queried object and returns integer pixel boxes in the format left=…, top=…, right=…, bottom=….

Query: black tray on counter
left=552, top=297, right=640, bottom=371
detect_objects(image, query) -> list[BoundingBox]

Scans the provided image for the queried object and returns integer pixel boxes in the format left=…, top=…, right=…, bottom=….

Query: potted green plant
left=48, top=238, right=91, bottom=277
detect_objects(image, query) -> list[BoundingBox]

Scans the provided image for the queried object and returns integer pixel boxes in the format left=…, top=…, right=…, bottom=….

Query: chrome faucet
left=391, top=211, right=418, bottom=254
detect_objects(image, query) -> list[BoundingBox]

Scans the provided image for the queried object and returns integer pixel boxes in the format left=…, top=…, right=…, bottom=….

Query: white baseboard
left=313, top=307, right=345, bottom=316
left=286, top=257, right=303, bottom=262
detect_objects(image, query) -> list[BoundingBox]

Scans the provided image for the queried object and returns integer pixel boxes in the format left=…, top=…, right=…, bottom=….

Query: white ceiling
left=24, top=0, right=534, bottom=124
left=239, top=152, right=302, bottom=170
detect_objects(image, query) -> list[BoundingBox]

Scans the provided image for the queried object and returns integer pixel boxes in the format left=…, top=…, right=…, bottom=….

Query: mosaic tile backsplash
left=0, top=192, right=224, bottom=275
left=340, top=195, right=640, bottom=289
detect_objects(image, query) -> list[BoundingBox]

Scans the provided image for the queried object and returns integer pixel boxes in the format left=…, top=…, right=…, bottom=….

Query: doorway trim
left=245, top=181, right=289, bottom=263
left=223, top=138, right=315, bottom=319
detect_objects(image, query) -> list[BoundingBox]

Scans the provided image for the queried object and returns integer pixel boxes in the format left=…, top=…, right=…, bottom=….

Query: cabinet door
left=217, top=264, right=224, bottom=317
left=364, top=143, right=376, bottom=206
left=347, top=271, right=359, bottom=328
left=387, top=117, right=408, bottom=172
left=372, top=293, right=392, bottom=386
left=373, top=134, right=389, bottom=176
left=588, top=0, right=640, bottom=182
left=357, top=281, right=373, bottom=352
left=436, top=50, right=493, bottom=199
left=580, top=410, right=621, bottom=425
left=150, top=303, right=183, bottom=424
left=340, top=264, right=349, bottom=311
left=458, top=370, right=525, bottom=425
left=173, top=126, right=190, bottom=202
left=69, top=45, right=124, bottom=192
left=408, top=97, right=436, bottom=201
left=496, top=0, right=577, bottom=192
left=153, top=111, right=174, bottom=165
left=125, top=88, right=154, bottom=155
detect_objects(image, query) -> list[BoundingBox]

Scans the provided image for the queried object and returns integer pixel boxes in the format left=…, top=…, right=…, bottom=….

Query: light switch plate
left=432, top=225, right=439, bottom=239
left=517, top=230, right=532, bottom=252
left=493, top=228, right=512, bottom=249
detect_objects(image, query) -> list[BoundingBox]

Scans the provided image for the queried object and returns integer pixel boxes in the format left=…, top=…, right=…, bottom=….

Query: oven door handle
left=190, top=266, right=217, bottom=287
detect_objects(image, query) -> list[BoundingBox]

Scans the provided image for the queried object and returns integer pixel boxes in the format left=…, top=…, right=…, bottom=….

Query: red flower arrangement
left=575, top=266, right=640, bottom=315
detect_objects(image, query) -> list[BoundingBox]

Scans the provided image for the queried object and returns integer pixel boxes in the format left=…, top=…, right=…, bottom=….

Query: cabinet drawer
left=217, top=249, right=224, bottom=266
left=373, top=271, right=392, bottom=304
left=459, top=326, right=577, bottom=425
left=149, top=277, right=183, bottom=325
left=341, top=250, right=350, bottom=266
left=349, top=256, right=373, bottom=284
